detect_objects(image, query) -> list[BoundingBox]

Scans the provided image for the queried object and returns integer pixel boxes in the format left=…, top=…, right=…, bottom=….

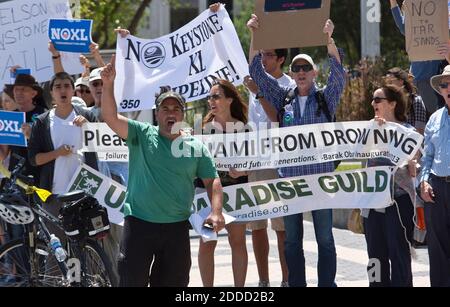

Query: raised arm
left=89, top=42, right=106, bottom=68
left=390, top=0, right=405, bottom=35
left=247, top=14, right=260, bottom=64
left=244, top=76, right=278, bottom=122
left=100, top=54, right=129, bottom=139
left=324, top=19, right=340, bottom=65
left=48, top=42, right=64, bottom=74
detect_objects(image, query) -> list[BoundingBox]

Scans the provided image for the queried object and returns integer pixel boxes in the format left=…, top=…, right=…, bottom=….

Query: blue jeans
left=283, top=209, right=337, bottom=287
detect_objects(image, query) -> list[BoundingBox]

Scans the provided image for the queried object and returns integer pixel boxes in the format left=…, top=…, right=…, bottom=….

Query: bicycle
left=0, top=155, right=117, bottom=287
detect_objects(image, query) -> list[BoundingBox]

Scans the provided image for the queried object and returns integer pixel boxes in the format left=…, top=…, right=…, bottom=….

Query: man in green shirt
left=100, top=55, right=225, bottom=287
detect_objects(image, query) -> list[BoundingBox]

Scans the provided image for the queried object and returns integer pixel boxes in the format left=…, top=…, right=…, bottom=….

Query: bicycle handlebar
left=0, top=163, right=32, bottom=193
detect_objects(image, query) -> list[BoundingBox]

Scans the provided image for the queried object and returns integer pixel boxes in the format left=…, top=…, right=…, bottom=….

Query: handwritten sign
left=0, top=0, right=83, bottom=88
left=405, top=0, right=449, bottom=61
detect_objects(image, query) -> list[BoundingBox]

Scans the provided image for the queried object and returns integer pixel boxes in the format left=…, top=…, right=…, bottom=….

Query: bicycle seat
left=56, top=190, right=86, bottom=203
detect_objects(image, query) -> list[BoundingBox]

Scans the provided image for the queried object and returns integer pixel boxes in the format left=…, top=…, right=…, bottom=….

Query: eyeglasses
left=291, top=64, right=314, bottom=73
left=372, top=97, right=388, bottom=104
left=76, top=88, right=91, bottom=94
left=91, top=81, right=102, bottom=88
left=438, top=82, right=450, bottom=89
left=206, top=94, right=221, bottom=101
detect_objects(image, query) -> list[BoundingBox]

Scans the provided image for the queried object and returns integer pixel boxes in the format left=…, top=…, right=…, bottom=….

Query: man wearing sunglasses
left=248, top=16, right=346, bottom=287
left=74, top=77, right=95, bottom=107
left=419, top=66, right=450, bottom=286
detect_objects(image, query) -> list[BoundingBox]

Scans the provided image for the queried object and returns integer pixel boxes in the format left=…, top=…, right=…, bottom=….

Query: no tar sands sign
left=265, top=0, right=322, bottom=12
left=405, top=0, right=449, bottom=61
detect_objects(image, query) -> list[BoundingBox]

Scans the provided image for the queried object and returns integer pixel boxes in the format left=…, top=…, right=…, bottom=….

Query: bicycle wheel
left=0, top=238, right=68, bottom=287
left=72, top=238, right=117, bottom=287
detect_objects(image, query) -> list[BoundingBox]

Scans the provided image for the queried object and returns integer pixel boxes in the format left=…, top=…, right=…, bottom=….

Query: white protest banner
left=67, top=164, right=125, bottom=225
left=193, top=166, right=394, bottom=222
left=185, top=120, right=423, bottom=171
left=114, top=4, right=249, bottom=112
left=81, top=123, right=128, bottom=162
left=0, top=0, right=83, bottom=88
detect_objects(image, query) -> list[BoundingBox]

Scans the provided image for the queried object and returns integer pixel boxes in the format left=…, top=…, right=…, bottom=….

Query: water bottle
left=283, top=104, right=294, bottom=126
left=50, top=234, right=67, bottom=262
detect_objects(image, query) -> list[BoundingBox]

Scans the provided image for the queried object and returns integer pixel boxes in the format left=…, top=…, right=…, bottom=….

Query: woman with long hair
left=385, top=67, right=427, bottom=135
left=197, top=79, right=249, bottom=287
left=362, top=84, right=418, bottom=287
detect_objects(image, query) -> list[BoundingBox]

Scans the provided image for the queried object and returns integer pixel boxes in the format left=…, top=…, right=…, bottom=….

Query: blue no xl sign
left=49, top=19, right=93, bottom=53
left=0, top=111, right=26, bottom=147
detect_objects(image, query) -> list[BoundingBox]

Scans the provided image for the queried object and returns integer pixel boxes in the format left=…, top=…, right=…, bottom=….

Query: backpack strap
left=278, top=87, right=298, bottom=124
left=315, top=89, right=334, bottom=122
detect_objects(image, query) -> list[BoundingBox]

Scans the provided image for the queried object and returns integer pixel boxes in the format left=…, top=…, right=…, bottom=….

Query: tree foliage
left=80, top=0, right=184, bottom=49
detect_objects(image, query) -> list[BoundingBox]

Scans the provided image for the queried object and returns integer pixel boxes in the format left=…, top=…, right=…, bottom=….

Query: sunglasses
left=206, top=94, right=222, bottom=101
left=438, top=82, right=450, bottom=89
left=291, top=64, right=314, bottom=73
left=372, top=97, right=388, bottom=104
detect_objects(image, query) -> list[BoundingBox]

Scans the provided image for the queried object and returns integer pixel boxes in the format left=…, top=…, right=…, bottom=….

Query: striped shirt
left=249, top=52, right=346, bottom=177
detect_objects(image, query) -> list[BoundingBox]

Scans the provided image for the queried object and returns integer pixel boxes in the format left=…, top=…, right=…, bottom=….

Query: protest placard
left=252, top=0, right=330, bottom=50
left=49, top=18, right=92, bottom=53
left=0, top=111, right=26, bottom=147
left=114, top=4, right=248, bottom=112
left=0, top=0, right=83, bottom=88
left=405, top=0, right=449, bottom=61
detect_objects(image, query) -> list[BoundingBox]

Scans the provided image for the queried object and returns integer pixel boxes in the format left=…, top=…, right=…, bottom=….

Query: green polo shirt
left=124, top=120, right=218, bottom=223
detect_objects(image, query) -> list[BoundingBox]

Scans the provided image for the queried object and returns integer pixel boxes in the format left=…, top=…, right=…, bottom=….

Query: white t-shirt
left=248, top=73, right=296, bottom=129
left=297, top=96, right=308, bottom=117
left=49, top=109, right=83, bottom=194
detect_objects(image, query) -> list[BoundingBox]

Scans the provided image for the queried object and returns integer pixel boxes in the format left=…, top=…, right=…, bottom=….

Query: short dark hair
left=275, top=49, right=288, bottom=68
left=50, top=72, right=74, bottom=90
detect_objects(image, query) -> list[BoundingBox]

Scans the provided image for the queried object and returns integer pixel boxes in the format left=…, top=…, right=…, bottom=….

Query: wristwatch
left=255, top=91, right=264, bottom=99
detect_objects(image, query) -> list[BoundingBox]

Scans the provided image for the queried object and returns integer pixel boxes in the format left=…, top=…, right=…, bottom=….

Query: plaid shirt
left=407, top=94, right=427, bottom=131
left=249, top=52, right=346, bottom=178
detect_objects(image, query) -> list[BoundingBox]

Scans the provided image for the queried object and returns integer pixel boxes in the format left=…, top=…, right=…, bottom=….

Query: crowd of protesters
left=0, top=1, right=449, bottom=288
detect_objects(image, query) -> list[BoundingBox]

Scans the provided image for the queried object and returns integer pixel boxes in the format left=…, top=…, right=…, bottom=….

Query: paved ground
left=188, top=220, right=430, bottom=287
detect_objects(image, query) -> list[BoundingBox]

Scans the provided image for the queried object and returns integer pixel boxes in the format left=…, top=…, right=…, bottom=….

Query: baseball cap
left=155, top=90, right=186, bottom=109
left=290, top=54, right=316, bottom=70
left=89, top=68, right=103, bottom=83
left=75, top=77, right=89, bottom=88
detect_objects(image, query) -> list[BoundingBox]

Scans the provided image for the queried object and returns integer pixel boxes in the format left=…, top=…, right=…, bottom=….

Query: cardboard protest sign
left=0, top=0, right=83, bottom=88
left=405, top=0, right=449, bottom=61
left=114, top=4, right=248, bottom=111
left=49, top=18, right=92, bottom=53
left=252, top=0, right=331, bottom=50
left=264, top=0, right=322, bottom=12
left=0, top=111, right=26, bottom=147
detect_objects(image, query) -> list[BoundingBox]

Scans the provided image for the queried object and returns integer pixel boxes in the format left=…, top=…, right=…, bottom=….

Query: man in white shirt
left=244, top=48, right=295, bottom=287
